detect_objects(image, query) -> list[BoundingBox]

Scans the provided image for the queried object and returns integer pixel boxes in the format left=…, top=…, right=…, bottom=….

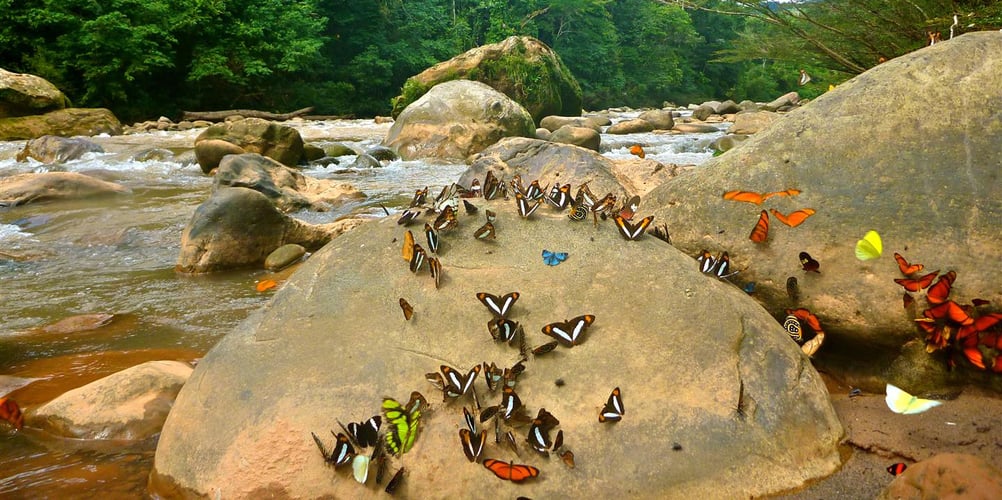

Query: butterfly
left=352, top=454, right=370, bottom=484
left=482, top=171, right=502, bottom=200
left=440, top=364, right=481, bottom=399
left=409, top=187, right=428, bottom=208
left=433, top=184, right=459, bottom=212
left=0, top=397, right=24, bottom=430
left=923, top=300, right=973, bottom=326
left=575, top=182, right=596, bottom=208
left=255, top=279, right=277, bottom=292
left=614, top=215, right=654, bottom=241
left=515, top=192, right=542, bottom=218
left=590, top=193, right=617, bottom=216
left=527, top=408, right=560, bottom=454
left=473, top=221, right=495, bottom=240
left=499, top=386, right=524, bottom=421
left=711, top=251, right=737, bottom=279
left=786, top=308, right=826, bottom=356
left=542, top=315, right=596, bottom=346
left=599, top=387, right=624, bottom=422
left=722, top=190, right=765, bottom=205
left=542, top=249, right=568, bottom=266
left=762, top=188, right=801, bottom=201
left=894, top=252, right=924, bottom=275
left=462, top=199, right=479, bottom=215
left=567, top=204, right=588, bottom=221
left=559, top=449, right=576, bottom=469
left=424, top=223, right=439, bottom=254
left=433, top=206, right=458, bottom=231
left=482, top=459, right=539, bottom=482
left=382, top=391, right=428, bottom=456
left=544, top=184, right=572, bottom=210
left=799, top=252, right=820, bottom=273
left=428, top=257, right=442, bottom=288
left=476, top=292, right=519, bottom=319
left=749, top=210, right=769, bottom=243
left=894, top=271, right=939, bottom=292
left=459, top=428, right=487, bottom=463
left=770, top=208, right=815, bottom=227
left=783, top=315, right=803, bottom=342
left=401, top=230, right=415, bottom=262
left=396, top=209, right=420, bottom=226
left=524, top=180, right=545, bottom=201
left=926, top=271, right=956, bottom=305
left=398, top=298, right=414, bottom=321
left=510, top=175, right=525, bottom=197
left=697, top=249, right=717, bottom=274
left=312, top=431, right=355, bottom=467
left=485, top=209, right=497, bottom=223
left=855, top=230, right=883, bottom=260
left=488, top=318, right=521, bottom=344
left=629, top=144, right=646, bottom=159
left=409, top=244, right=427, bottom=273
left=885, top=384, right=942, bottom=414
left=532, top=340, right=559, bottom=356
left=886, top=463, right=907, bottom=476
left=618, top=195, right=641, bottom=220
left=342, top=416, right=382, bottom=448
left=482, top=362, right=503, bottom=392
left=786, top=276, right=800, bottom=302
left=384, top=467, right=405, bottom=494
left=649, top=223, right=671, bottom=244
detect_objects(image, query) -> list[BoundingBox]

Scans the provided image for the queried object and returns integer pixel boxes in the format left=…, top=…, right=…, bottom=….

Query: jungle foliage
left=0, top=0, right=997, bottom=121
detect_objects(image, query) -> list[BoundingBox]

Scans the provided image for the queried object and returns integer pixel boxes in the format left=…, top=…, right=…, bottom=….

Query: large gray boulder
left=645, top=31, right=1002, bottom=392
left=213, top=153, right=365, bottom=212
left=0, top=108, right=122, bottom=140
left=391, top=36, right=582, bottom=123
left=194, top=118, right=305, bottom=170
left=384, top=80, right=535, bottom=162
left=0, top=68, right=70, bottom=118
left=152, top=201, right=843, bottom=498
left=0, top=172, right=130, bottom=208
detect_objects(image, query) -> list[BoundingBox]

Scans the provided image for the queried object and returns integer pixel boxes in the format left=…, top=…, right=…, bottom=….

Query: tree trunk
left=180, top=107, right=314, bottom=122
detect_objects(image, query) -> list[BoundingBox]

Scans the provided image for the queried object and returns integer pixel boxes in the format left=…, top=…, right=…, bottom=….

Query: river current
left=0, top=111, right=724, bottom=496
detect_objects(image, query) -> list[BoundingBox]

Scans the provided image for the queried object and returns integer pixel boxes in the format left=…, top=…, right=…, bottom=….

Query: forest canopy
left=1, top=0, right=997, bottom=122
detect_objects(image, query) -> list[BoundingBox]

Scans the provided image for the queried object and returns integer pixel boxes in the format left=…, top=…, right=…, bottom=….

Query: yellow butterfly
left=855, top=230, right=883, bottom=260
left=885, top=384, right=942, bottom=414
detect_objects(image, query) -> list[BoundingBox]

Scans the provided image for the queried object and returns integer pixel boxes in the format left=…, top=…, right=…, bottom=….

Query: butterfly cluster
left=311, top=403, right=414, bottom=492
left=783, top=308, right=826, bottom=357
left=721, top=188, right=815, bottom=243
left=696, top=249, right=737, bottom=279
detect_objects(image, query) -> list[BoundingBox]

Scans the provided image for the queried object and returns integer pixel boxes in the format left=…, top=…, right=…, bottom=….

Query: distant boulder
left=213, top=153, right=365, bottom=212
left=638, top=109, right=675, bottom=130
left=391, top=36, right=582, bottom=123
left=0, top=68, right=70, bottom=118
left=16, top=135, right=103, bottom=163
left=0, top=108, right=122, bottom=140
left=194, top=118, right=305, bottom=171
left=548, top=125, right=600, bottom=151
left=0, top=172, right=130, bottom=208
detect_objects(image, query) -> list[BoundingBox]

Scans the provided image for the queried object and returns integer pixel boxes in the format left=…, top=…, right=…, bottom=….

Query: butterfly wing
left=424, top=223, right=439, bottom=254
left=409, top=244, right=427, bottom=273
left=771, top=208, right=815, bottom=227
left=401, top=230, right=415, bottom=262
left=926, top=271, right=956, bottom=305
left=749, top=210, right=769, bottom=243
left=722, top=190, right=764, bottom=205
left=599, top=387, right=624, bottom=422
left=855, top=230, right=883, bottom=260
left=399, top=298, right=413, bottom=321
left=476, top=292, right=519, bottom=318
left=894, top=252, right=924, bottom=275
left=894, top=271, right=939, bottom=292
left=885, top=384, right=942, bottom=414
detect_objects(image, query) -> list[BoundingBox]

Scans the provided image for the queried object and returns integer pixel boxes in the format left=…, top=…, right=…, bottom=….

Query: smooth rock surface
left=0, top=172, right=130, bottom=207
left=0, top=108, right=122, bottom=140
left=153, top=202, right=844, bottom=498
left=548, top=125, right=600, bottom=151
left=213, top=153, right=365, bottom=212
left=194, top=139, right=246, bottom=174
left=15, top=135, right=104, bottom=163
left=645, top=31, right=1002, bottom=392
left=730, top=111, right=778, bottom=135
left=0, top=68, right=70, bottom=118
left=879, top=453, right=1002, bottom=500
left=264, top=244, right=306, bottom=271
left=194, top=118, right=305, bottom=169
left=31, top=360, right=192, bottom=440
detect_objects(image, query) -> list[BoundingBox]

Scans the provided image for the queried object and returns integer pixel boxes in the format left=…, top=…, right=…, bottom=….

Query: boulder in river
left=0, top=68, right=71, bottom=118
left=548, top=125, right=600, bottom=151
left=15, top=135, right=104, bottom=163
left=638, top=108, right=675, bottom=130
left=645, top=31, right=1002, bottom=393
left=152, top=200, right=843, bottom=498
left=194, top=118, right=305, bottom=170
left=391, top=36, right=582, bottom=123
left=212, top=153, right=365, bottom=212
left=0, top=172, right=130, bottom=208
left=176, top=187, right=353, bottom=273
left=31, top=360, right=192, bottom=441
left=193, top=139, right=247, bottom=174
left=384, top=80, right=535, bottom=162
left=0, top=108, right=122, bottom=140
left=729, top=110, right=778, bottom=135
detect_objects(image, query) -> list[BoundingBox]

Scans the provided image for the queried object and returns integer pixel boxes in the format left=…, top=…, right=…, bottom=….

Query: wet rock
left=213, top=153, right=365, bottom=212
left=302, top=143, right=325, bottom=162
left=364, top=145, right=398, bottom=162
left=348, top=153, right=381, bottom=169
left=879, top=453, right=1002, bottom=500
left=15, top=135, right=103, bottom=163
left=0, top=68, right=70, bottom=118
left=384, top=80, right=535, bottom=162
left=711, top=134, right=749, bottom=153
left=391, top=36, right=581, bottom=123
left=152, top=203, right=844, bottom=498
left=762, top=91, right=800, bottom=112
left=324, top=143, right=356, bottom=158
left=692, top=103, right=716, bottom=121
left=264, top=244, right=306, bottom=271
left=730, top=111, right=778, bottom=135
left=673, top=123, right=720, bottom=134
left=548, top=125, right=600, bottom=151
left=0, top=108, right=123, bottom=140
left=194, top=140, right=248, bottom=174
left=638, top=109, right=675, bottom=130
left=31, top=360, right=192, bottom=441
left=539, top=115, right=602, bottom=132
left=194, top=118, right=305, bottom=170
left=35, top=313, right=115, bottom=335
left=645, top=32, right=1002, bottom=391
left=176, top=187, right=346, bottom=273
left=605, top=118, right=654, bottom=134
left=0, top=172, right=130, bottom=207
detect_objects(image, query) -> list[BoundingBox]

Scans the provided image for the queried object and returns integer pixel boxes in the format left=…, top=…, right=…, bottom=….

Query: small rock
left=364, top=145, right=398, bottom=162
left=606, top=119, right=654, bottom=134
left=194, top=139, right=246, bottom=174
left=265, top=244, right=306, bottom=271
left=303, top=143, right=325, bottom=162
left=549, top=125, right=600, bottom=151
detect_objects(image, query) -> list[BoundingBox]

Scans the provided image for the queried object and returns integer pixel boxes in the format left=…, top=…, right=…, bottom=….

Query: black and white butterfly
left=524, top=180, right=545, bottom=201
left=433, top=205, right=458, bottom=231
left=424, top=223, right=439, bottom=254
left=341, top=416, right=382, bottom=448
left=459, top=427, right=486, bottom=463
left=544, top=184, right=572, bottom=210
left=433, top=183, right=459, bottom=212
left=575, top=183, right=596, bottom=208
left=488, top=318, right=520, bottom=344
left=527, top=408, right=560, bottom=454
left=312, top=431, right=355, bottom=467
left=409, top=244, right=427, bottom=273
left=396, top=209, right=420, bottom=226
left=541, top=315, right=596, bottom=346
left=474, top=221, right=495, bottom=240
left=515, top=192, right=542, bottom=218
left=482, top=362, right=503, bottom=392
left=711, top=252, right=737, bottom=278
left=476, top=291, right=519, bottom=319
left=409, top=187, right=428, bottom=208
left=500, top=387, right=523, bottom=421
left=440, top=364, right=481, bottom=399
left=614, top=215, right=654, bottom=241
left=483, top=171, right=502, bottom=200
left=599, top=387, right=624, bottom=423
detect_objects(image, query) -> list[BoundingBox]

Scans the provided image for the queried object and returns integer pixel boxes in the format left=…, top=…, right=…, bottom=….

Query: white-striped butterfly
left=488, top=318, right=520, bottom=343
left=434, top=184, right=458, bottom=212
left=712, top=251, right=737, bottom=279
left=459, top=427, right=486, bottom=463
left=312, top=431, right=355, bottom=467
left=409, top=244, right=426, bottom=273
left=483, top=171, right=502, bottom=200
left=541, top=249, right=567, bottom=266
left=590, top=193, right=617, bottom=214
left=515, top=192, right=542, bottom=218
left=510, top=175, right=525, bottom=197
left=467, top=179, right=481, bottom=198
left=476, top=292, right=519, bottom=319
left=485, top=209, right=497, bottom=223
left=524, top=180, right=545, bottom=201
left=541, top=315, right=595, bottom=346
left=409, top=187, right=428, bottom=208
left=424, top=223, right=439, bottom=253
left=441, top=364, right=481, bottom=399
left=428, top=257, right=442, bottom=288
left=697, top=249, right=716, bottom=274
left=575, top=183, right=596, bottom=208
left=343, top=416, right=382, bottom=448
left=614, top=215, right=654, bottom=240
left=599, top=387, right=624, bottom=422
left=396, top=209, right=420, bottom=226
left=474, top=221, right=495, bottom=240
left=500, top=386, right=523, bottom=421
left=482, top=362, right=503, bottom=391
left=544, top=184, right=571, bottom=210
left=527, top=408, right=559, bottom=453
left=433, top=205, right=457, bottom=231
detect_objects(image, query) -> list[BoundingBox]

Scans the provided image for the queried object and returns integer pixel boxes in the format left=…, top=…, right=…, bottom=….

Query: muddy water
left=0, top=114, right=723, bottom=496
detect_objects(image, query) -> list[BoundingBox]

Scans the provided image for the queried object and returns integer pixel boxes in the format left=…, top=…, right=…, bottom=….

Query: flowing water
left=0, top=111, right=724, bottom=496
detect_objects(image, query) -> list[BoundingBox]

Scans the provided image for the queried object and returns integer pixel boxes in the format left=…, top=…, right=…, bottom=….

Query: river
left=0, top=111, right=724, bottom=496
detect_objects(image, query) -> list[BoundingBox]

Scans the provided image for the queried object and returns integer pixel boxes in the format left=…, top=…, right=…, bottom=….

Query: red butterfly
left=0, top=397, right=24, bottom=430
left=923, top=300, right=974, bottom=326
left=748, top=210, right=769, bottom=243
left=482, top=459, right=539, bottom=482
left=893, top=252, right=924, bottom=275
left=893, top=271, right=939, bottom=292
left=925, top=271, right=956, bottom=305
left=886, top=463, right=907, bottom=476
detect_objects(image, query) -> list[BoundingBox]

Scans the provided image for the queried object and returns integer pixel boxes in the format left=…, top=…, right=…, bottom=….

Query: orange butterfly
left=923, top=300, right=974, bottom=326
left=925, top=271, right=956, bottom=305
left=0, top=397, right=24, bottom=430
left=629, top=144, right=646, bottom=159
left=255, top=279, right=277, bottom=292
left=482, top=459, right=539, bottom=482
left=399, top=298, right=414, bottom=321
left=723, top=190, right=765, bottom=205
left=787, top=308, right=823, bottom=333
left=893, top=253, right=924, bottom=275
left=762, top=188, right=801, bottom=201
left=769, top=208, right=815, bottom=227
left=401, top=230, right=415, bottom=262
left=748, top=210, right=769, bottom=243
left=893, top=271, right=939, bottom=292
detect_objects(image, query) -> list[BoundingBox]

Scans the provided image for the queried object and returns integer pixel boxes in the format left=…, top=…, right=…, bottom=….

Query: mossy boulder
left=0, top=68, right=71, bottom=118
left=0, top=108, right=122, bottom=140
left=391, top=36, right=581, bottom=124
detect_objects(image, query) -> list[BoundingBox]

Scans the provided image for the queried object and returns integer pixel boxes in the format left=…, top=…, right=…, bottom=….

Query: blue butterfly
left=541, top=249, right=568, bottom=266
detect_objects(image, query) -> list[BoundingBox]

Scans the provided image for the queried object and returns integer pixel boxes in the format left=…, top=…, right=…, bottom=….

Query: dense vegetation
left=1, top=0, right=998, bottom=122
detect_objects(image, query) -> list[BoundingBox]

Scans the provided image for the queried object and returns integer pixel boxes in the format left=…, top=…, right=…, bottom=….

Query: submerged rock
left=264, top=244, right=306, bottom=271
left=153, top=201, right=843, bottom=498
left=0, top=172, right=130, bottom=207
left=15, top=135, right=103, bottom=163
